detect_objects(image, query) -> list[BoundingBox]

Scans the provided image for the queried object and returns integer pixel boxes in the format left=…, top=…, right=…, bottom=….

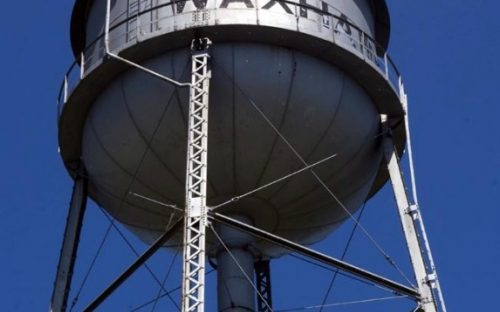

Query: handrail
left=57, top=1, right=404, bottom=122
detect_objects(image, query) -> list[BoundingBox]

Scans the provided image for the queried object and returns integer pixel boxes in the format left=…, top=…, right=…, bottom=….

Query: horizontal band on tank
left=69, top=0, right=390, bottom=58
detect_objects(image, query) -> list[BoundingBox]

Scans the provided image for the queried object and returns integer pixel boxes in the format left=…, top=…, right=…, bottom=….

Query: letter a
left=220, top=0, right=254, bottom=8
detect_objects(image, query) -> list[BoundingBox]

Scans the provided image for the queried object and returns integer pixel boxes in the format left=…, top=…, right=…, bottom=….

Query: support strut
left=181, top=38, right=212, bottom=312
left=381, top=114, right=439, bottom=312
left=209, top=212, right=420, bottom=299
left=50, top=168, right=88, bottom=312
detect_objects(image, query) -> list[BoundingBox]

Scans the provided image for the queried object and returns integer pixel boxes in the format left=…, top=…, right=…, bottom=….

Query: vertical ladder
left=181, top=38, right=212, bottom=312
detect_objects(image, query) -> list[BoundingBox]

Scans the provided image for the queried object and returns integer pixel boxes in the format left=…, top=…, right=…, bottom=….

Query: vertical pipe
left=360, top=31, right=365, bottom=57
left=80, top=52, right=85, bottom=79
left=217, top=249, right=255, bottom=312
left=215, top=215, right=255, bottom=312
left=136, top=6, right=141, bottom=39
left=104, top=0, right=111, bottom=53
left=398, top=76, right=403, bottom=100
left=63, top=77, right=68, bottom=103
left=384, top=52, right=389, bottom=79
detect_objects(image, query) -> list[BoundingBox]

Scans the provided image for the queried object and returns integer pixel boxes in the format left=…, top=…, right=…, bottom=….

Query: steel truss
left=255, top=260, right=273, bottom=312
left=181, top=38, right=212, bottom=312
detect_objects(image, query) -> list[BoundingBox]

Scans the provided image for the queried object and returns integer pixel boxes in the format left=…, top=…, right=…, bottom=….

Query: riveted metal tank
left=59, top=0, right=405, bottom=257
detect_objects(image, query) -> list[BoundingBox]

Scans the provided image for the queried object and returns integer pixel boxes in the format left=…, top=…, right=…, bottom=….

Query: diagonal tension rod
left=83, top=220, right=183, bottom=312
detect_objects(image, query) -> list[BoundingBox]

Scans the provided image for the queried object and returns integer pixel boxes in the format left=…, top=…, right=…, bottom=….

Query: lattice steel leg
left=181, top=38, right=212, bottom=312
left=255, top=260, right=273, bottom=312
left=381, top=115, right=439, bottom=312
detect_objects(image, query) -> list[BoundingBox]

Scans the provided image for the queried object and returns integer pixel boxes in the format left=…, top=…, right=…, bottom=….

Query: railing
left=57, top=0, right=404, bottom=121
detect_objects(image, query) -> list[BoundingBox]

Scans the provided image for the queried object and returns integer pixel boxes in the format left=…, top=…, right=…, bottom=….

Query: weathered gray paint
left=59, top=0, right=405, bottom=257
left=81, top=43, right=382, bottom=256
left=70, top=0, right=391, bottom=57
left=84, top=0, right=378, bottom=61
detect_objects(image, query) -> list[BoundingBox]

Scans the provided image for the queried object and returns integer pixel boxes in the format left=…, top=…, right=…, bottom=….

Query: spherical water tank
left=59, top=0, right=405, bottom=257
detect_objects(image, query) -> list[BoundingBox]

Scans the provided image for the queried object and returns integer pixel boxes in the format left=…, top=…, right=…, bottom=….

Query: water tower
left=52, top=0, right=446, bottom=311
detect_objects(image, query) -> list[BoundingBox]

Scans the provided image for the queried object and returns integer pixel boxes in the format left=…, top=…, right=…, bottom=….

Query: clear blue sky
left=1, top=1, right=498, bottom=311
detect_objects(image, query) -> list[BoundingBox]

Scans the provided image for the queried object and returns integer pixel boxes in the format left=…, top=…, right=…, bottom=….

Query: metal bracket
left=406, top=204, right=420, bottom=219
left=425, top=272, right=438, bottom=289
left=104, top=0, right=191, bottom=88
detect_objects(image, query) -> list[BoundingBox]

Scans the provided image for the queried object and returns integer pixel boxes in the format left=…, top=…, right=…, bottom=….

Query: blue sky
left=1, top=1, right=499, bottom=311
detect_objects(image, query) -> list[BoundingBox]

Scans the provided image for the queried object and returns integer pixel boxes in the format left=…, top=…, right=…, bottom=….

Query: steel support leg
left=381, top=115, right=438, bottom=312
left=50, top=169, right=88, bottom=312
left=255, top=260, right=273, bottom=312
left=181, top=38, right=212, bottom=312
